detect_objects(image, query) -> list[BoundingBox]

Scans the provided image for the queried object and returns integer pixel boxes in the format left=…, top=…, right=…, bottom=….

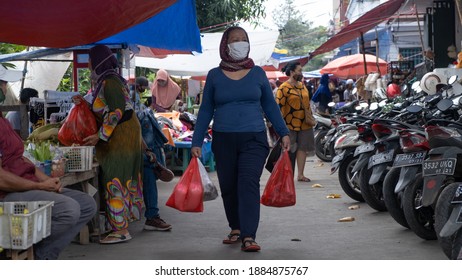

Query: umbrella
left=320, top=54, right=388, bottom=79
left=265, top=71, right=288, bottom=81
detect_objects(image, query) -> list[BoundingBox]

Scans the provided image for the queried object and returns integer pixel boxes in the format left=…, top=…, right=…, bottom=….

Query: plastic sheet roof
left=0, top=0, right=201, bottom=52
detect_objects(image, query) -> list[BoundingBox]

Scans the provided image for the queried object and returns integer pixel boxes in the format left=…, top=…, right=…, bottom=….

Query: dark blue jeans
left=142, top=147, right=164, bottom=219
left=212, top=131, right=269, bottom=240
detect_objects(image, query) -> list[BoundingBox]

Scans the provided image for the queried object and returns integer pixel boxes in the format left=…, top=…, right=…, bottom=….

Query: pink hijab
left=151, top=69, right=181, bottom=109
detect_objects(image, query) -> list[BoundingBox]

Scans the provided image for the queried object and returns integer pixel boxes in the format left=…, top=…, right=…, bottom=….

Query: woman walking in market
left=82, top=45, right=143, bottom=244
left=276, top=61, right=315, bottom=182
left=191, top=26, right=290, bottom=252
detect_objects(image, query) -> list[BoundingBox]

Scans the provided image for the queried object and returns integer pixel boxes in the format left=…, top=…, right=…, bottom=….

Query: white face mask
left=227, top=41, right=250, bottom=60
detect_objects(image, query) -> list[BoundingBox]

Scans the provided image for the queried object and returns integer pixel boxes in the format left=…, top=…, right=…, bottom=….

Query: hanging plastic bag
left=197, top=159, right=218, bottom=201
left=265, top=138, right=282, bottom=172
left=58, top=95, right=97, bottom=146
left=261, top=151, right=296, bottom=207
left=166, top=157, right=204, bottom=212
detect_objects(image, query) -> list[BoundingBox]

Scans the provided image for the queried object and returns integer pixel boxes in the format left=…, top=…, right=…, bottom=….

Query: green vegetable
left=30, top=141, right=54, bottom=162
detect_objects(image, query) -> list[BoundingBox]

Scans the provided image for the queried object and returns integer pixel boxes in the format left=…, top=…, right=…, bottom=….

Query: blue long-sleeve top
left=191, top=66, right=289, bottom=147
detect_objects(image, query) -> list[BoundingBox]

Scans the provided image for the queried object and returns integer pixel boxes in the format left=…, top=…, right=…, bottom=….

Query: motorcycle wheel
left=314, top=130, right=332, bottom=162
left=359, top=167, right=387, bottom=211
left=434, top=183, right=462, bottom=259
left=338, top=154, right=365, bottom=202
left=402, top=173, right=437, bottom=240
left=383, top=167, right=410, bottom=229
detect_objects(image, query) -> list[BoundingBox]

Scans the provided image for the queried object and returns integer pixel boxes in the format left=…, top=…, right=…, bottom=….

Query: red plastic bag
left=58, top=95, right=97, bottom=146
left=166, top=157, right=204, bottom=212
left=261, top=151, right=296, bottom=207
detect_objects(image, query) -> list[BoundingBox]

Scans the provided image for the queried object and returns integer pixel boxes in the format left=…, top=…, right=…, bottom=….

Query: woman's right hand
left=83, top=133, right=99, bottom=146
left=72, top=95, right=82, bottom=105
left=191, top=147, right=202, bottom=158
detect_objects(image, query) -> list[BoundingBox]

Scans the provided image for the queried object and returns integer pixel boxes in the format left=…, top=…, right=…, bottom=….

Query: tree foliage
left=272, top=0, right=329, bottom=71
left=196, top=0, right=266, bottom=29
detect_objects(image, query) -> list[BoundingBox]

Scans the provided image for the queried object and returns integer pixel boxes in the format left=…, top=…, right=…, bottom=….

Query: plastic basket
left=59, top=146, right=94, bottom=172
left=0, top=201, right=54, bottom=250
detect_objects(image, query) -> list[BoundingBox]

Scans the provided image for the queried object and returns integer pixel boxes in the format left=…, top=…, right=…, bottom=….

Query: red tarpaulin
left=0, top=0, right=176, bottom=48
left=310, top=0, right=405, bottom=58
left=320, top=54, right=388, bottom=79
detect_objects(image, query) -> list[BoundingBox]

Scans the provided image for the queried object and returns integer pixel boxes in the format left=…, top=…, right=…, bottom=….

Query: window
left=399, top=47, right=423, bottom=66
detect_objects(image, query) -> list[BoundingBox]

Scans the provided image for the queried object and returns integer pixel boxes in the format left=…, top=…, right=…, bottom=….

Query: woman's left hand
left=281, top=135, right=291, bottom=152
left=83, top=134, right=99, bottom=146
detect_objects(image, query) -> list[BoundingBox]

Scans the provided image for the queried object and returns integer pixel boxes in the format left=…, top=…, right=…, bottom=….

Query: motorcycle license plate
left=422, top=158, right=457, bottom=176
left=451, top=185, right=462, bottom=204
left=393, top=151, right=427, bottom=167
left=354, top=143, right=374, bottom=157
left=369, top=150, right=394, bottom=168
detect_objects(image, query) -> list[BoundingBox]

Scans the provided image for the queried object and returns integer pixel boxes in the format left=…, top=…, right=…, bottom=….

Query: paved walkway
left=60, top=156, right=446, bottom=260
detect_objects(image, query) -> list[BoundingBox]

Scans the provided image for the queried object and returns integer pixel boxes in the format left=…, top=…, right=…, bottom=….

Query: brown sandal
left=241, top=238, right=261, bottom=252
left=297, top=176, right=311, bottom=182
left=222, top=233, right=240, bottom=244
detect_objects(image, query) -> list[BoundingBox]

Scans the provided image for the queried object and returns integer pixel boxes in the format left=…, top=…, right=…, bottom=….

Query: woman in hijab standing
left=191, top=26, right=290, bottom=252
left=276, top=62, right=315, bottom=182
left=151, top=69, right=181, bottom=112
left=82, top=45, right=143, bottom=244
left=311, top=73, right=332, bottom=114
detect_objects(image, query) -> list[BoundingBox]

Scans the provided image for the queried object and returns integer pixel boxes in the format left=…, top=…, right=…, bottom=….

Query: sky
left=261, top=0, right=334, bottom=29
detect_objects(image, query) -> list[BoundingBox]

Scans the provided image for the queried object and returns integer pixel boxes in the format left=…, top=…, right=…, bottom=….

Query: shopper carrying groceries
left=191, top=26, right=290, bottom=252
left=81, top=45, right=144, bottom=244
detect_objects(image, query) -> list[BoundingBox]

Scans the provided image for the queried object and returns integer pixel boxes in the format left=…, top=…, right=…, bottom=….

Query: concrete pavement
left=60, top=156, right=447, bottom=260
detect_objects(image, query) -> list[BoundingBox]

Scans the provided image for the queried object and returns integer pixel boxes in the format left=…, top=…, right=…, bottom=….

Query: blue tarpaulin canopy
left=98, top=0, right=201, bottom=52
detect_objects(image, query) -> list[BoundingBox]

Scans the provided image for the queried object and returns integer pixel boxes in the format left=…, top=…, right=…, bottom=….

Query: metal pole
left=415, top=4, right=426, bottom=61
left=20, top=47, right=30, bottom=91
left=375, top=27, right=381, bottom=76
left=360, top=32, right=368, bottom=76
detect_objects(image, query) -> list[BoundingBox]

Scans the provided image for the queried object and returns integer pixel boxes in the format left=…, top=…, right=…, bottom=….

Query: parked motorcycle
left=403, top=79, right=462, bottom=242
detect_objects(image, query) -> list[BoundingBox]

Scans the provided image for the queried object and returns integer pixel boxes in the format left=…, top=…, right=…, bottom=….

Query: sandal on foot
left=100, top=232, right=132, bottom=244
left=297, top=176, right=311, bottom=182
left=241, top=239, right=261, bottom=252
left=223, top=233, right=241, bottom=244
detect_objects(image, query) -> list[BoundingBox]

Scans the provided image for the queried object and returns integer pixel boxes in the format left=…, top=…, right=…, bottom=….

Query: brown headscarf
left=219, top=26, right=255, bottom=72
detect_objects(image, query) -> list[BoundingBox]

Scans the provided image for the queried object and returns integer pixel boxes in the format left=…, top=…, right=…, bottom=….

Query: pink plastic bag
left=166, top=157, right=204, bottom=212
left=261, top=151, right=296, bottom=207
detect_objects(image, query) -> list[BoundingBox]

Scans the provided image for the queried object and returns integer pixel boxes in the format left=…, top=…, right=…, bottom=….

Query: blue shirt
left=192, top=66, right=289, bottom=147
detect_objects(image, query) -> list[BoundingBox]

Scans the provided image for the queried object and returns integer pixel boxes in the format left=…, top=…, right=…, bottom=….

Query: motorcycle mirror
left=369, top=102, right=378, bottom=111
left=406, top=105, right=422, bottom=113
left=378, top=100, right=387, bottom=107
left=360, top=102, right=369, bottom=109
left=436, top=99, right=453, bottom=112
left=448, top=75, right=458, bottom=85
left=328, top=102, right=336, bottom=108
left=352, top=88, right=358, bottom=94
left=453, top=96, right=461, bottom=105
left=411, top=81, right=420, bottom=90
left=400, top=84, right=408, bottom=93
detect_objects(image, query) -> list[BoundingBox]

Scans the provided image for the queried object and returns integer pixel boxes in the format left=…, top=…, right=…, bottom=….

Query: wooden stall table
left=60, top=163, right=100, bottom=244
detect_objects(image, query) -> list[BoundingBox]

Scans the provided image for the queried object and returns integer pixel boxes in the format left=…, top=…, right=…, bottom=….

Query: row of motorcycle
left=313, top=75, right=462, bottom=260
